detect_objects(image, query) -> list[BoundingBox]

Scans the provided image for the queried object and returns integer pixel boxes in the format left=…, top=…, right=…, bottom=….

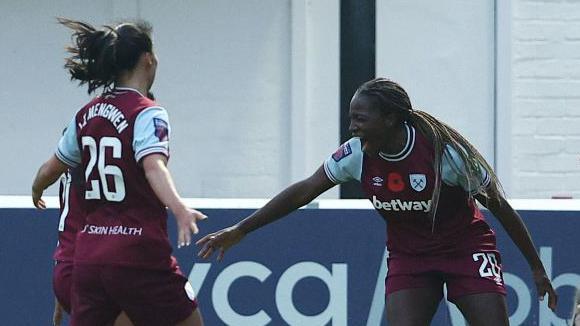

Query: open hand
left=175, top=207, right=207, bottom=248
left=196, top=226, right=245, bottom=261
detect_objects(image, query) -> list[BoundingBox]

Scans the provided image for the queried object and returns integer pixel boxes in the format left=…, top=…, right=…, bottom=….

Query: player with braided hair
left=197, top=77, right=557, bottom=325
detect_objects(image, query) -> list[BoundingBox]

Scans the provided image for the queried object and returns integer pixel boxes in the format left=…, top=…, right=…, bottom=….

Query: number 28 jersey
left=324, top=124, right=498, bottom=257
left=56, top=87, right=173, bottom=270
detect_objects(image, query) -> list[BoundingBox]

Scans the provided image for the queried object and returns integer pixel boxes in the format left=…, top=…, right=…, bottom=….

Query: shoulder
left=443, top=144, right=464, bottom=171
left=324, top=137, right=364, bottom=183
left=331, top=138, right=362, bottom=163
left=135, top=106, right=169, bottom=130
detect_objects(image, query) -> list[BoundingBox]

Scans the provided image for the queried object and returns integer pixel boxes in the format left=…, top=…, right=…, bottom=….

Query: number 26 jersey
left=56, top=87, right=173, bottom=270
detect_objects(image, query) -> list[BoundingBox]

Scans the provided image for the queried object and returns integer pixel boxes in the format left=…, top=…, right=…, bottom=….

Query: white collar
left=378, top=124, right=416, bottom=162
left=113, top=87, right=146, bottom=98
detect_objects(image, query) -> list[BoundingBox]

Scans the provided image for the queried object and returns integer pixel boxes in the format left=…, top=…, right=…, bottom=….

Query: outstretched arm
left=237, top=165, right=335, bottom=235
left=197, top=165, right=336, bottom=261
left=32, top=155, right=69, bottom=209
left=142, top=154, right=207, bottom=248
left=475, top=191, right=558, bottom=311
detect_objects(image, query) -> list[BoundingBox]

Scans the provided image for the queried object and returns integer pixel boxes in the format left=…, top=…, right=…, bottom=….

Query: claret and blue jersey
left=324, top=124, right=497, bottom=257
left=54, top=87, right=175, bottom=270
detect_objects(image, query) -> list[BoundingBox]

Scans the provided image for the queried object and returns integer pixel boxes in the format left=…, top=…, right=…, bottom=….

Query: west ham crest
left=409, top=174, right=426, bottom=192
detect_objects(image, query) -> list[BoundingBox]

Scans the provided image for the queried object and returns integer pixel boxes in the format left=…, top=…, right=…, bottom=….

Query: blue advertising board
left=0, top=199, right=578, bottom=325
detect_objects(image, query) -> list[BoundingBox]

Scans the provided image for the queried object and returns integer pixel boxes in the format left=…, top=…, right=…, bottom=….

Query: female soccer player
left=48, top=166, right=133, bottom=326
left=32, top=18, right=205, bottom=326
left=197, top=78, right=558, bottom=325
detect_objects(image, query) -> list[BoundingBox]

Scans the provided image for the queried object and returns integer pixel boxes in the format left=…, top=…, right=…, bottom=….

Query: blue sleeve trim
left=135, top=146, right=169, bottom=162
left=323, top=161, right=340, bottom=184
left=55, top=149, right=79, bottom=168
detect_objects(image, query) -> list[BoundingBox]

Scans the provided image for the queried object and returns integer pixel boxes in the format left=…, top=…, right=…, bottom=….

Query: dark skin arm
left=475, top=190, right=558, bottom=311
left=196, top=165, right=336, bottom=261
left=32, top=154, right=70, bottom=209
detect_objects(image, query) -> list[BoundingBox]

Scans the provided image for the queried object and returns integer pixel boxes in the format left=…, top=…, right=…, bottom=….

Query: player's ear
left=141, top=52, right=155, bottom=67
left=146, top=52, right=154, bottom=66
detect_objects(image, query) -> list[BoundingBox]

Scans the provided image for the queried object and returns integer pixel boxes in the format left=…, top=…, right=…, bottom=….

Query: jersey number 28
left=82, top=136, right=126, bottom=202
left=472, top=252, right=501, bottom=279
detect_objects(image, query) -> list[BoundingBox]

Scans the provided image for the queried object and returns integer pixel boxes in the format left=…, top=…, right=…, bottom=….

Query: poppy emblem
left=387, top=172, right=405, bottom=192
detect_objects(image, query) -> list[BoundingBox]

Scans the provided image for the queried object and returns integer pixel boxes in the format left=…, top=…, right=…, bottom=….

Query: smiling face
left=349, top=93, right=400, bottom=153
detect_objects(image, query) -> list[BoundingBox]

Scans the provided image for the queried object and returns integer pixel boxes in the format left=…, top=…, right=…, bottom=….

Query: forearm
left=143, top=157, right=186, bottom=215
left=32, top=165, right=60, bottom=193
left=32, top=155, right=68, bottom=193
left=489, top=199, right=544, bottom=270
left=237, top=180, right=320, bottom=235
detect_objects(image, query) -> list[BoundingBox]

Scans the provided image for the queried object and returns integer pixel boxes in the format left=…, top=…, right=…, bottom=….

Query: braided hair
left=355, top=78, right=504, bottom=225
left=57, top=17, right=153, bottom=94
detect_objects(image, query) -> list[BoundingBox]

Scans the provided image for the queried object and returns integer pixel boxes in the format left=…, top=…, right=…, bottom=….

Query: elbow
left=32, top=162, right=53, bottom=191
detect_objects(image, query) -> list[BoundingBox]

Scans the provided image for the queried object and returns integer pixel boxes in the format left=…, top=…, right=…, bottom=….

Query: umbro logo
left=372, top=176, right=383, bottom=186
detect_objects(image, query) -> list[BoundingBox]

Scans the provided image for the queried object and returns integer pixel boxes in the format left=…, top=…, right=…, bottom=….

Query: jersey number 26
left=82, top=136, right=126, bottom=202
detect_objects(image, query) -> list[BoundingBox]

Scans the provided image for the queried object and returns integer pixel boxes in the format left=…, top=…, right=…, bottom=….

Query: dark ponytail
left=57, top=17, right=153, bottom=94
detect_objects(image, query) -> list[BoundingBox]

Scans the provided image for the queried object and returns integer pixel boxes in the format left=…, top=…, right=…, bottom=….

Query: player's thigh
left=104, top=265, right=198, bottom=326
left=113, top=312, right=134, bottom=326
left=386, top=279, right=443, bottom=326
left=453, top=292, right=508, bottom=326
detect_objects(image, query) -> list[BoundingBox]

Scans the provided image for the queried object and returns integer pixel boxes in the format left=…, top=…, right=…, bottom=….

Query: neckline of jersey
left=113, top=87, right=146, bottom=98
left=378, top=124, right=416, bottom=162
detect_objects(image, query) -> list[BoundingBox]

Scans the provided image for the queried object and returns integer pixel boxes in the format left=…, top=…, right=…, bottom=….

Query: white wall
left=511, top=0, right=580, bottom=198
left=3, top=0, right=579, bottom=199
left=375, top=0, right=495, bottom=166
left=376, top=0, right=580, bottom=199
left=0, top=0, right=339, bottom=198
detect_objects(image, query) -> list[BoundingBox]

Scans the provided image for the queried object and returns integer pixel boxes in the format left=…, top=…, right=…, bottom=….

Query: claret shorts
left=71, top=258, right=198, bottom=326
left=53, top=260, right=74, bottom=313
left=386, top=250, right=506, bottom=302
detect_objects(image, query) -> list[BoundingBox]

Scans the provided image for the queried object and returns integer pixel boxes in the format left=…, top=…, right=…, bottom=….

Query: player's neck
left=115, top=70, right=151, bottom=98
left=378, top=123, right=407, bottom=155
left=115, top=80, right=149, bottom=97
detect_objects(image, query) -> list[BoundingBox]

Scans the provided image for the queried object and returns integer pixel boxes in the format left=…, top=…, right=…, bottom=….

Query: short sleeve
left=56, top=116, right=81, bottom=167
left=133, top=107, right=170, bottom=162
left=323, top=138, right=364, bottom=184
left=442, top=144, right=491, bottom=194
